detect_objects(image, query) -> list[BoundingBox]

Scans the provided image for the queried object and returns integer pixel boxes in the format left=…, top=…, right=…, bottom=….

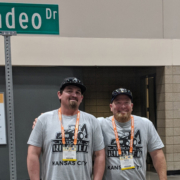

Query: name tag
left=120, top=154, right=135, bottom=170
left=63, top=145, right=77, bottom=161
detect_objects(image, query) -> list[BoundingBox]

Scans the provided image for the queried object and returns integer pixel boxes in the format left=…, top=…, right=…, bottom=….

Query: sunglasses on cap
left=112, top=88, right=132, bottom=96
left=60, top=77, right=86, bottom=94
left=111, top=88, right=133, bottom=103
left=63, top=78, right=82, bottom=84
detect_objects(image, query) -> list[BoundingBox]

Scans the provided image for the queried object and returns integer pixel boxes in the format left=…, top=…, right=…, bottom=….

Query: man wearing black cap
left=27, top=77, right=105, bottom=180
left=99, top=88, right=167, bottom=180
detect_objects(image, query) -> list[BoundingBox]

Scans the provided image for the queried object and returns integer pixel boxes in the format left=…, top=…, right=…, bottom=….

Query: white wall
left=0, top=36, right=180, bottom=66
left=1, top=0, right=180, bottom=39
left=1, top=0, right=180, bottom=66
left=0, top=0, right=163, bottom=38
left=164, top=0, right=180, bottom=38
left=0, top=0, right=180, bottom=39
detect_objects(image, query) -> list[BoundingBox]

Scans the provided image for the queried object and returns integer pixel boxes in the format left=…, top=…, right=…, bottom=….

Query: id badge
left=63, top=145, right=77, bottom=161
left=120, top=154, right=135, bottom=170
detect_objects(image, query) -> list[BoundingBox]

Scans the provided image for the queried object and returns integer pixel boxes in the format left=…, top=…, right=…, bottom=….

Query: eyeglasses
left=112, top=88, right=132, bottom=96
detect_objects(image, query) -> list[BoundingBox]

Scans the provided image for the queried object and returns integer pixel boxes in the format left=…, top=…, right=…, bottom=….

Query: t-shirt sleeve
left=27, top=117, right=44, bottom=147
left=147, top=121, right=164, bottom=152
left=92, top=118, right=105, bottom=152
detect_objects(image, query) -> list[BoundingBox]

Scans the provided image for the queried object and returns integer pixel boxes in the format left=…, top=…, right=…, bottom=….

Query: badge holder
left=120, top=154, right=135, bottom=170
left=63, top=144, right=77, bottom=161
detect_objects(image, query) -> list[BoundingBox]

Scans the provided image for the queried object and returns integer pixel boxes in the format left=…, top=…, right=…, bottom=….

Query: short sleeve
left=27, top=117, right=43, bottom=147
left=92, top=118, right=105, bottom=151
left=97, top=117, right=105, bottom=128
left=147, top=121, right=164, bottom=152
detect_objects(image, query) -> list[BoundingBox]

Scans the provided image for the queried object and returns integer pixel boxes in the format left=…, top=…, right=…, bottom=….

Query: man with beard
left=32, top=87, right=167, bottom=180
left=27, top=77, right=105, bottom=180
left=99, top=88, right=167, bottom=180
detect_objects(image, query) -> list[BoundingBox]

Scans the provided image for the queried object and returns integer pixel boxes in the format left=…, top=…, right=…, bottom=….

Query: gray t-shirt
left=27, top=109, right=104, bottom=180
left=98, top=115, right=164, bottom=180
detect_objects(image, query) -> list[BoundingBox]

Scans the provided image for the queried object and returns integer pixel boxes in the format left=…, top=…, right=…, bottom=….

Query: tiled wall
left=83, top=66, right=180, bottom=171
left=83, top=66, right=156, bottom=117
left=156, top=66, right=180, bottom=171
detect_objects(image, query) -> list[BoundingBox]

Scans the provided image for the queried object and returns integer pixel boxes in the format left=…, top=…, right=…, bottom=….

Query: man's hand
left=32, top=113, right=43, bottom=129
left=150, top=149, right=167, bottom=180
left=32, top=118, right=38, bottom=129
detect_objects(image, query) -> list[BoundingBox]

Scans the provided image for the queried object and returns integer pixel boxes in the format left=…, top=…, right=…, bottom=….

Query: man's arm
left=27, top=145, right=41, bottom=180
left=150, top=149, right=167, bottom=180
left=93, top=148, right=105, bottom=180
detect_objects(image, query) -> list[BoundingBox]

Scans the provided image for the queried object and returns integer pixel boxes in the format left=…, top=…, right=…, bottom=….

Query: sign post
left=0, top=3, right=59, bottom=180
left=1, top=31, right=17, bottom=180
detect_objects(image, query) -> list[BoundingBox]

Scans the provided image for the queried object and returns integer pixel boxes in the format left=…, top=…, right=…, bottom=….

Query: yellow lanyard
left=58, top=108, right=80, bottom=145
left=111, top=115, right=134, bottom=155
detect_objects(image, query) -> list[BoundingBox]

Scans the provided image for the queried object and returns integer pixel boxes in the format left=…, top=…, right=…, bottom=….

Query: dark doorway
left=141, top=74, right=157, bottom=172
left=140, top=74, right=157, bottom=127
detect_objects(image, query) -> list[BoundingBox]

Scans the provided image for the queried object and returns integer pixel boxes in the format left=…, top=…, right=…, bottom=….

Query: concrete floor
left=146, top=171, right=180, bottom=180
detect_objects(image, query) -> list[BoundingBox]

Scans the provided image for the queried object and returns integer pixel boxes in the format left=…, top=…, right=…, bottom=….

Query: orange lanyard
left=111, top=115, right=134, bottom=155
left=58, top=108, right=80, bottom=145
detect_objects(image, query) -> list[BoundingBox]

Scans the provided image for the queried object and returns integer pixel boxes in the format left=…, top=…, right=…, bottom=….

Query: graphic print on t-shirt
left=52, top=124, right=89, bottom=153
left=108, top=129, right=142, bottom=158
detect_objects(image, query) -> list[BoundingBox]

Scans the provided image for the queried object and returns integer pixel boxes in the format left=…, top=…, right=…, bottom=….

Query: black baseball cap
left=60, top=77, right=86, bottom=94
left=111, top=88, right=133, bottom=103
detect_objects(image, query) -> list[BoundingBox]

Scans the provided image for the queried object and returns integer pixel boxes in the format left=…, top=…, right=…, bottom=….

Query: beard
left=114, top=111, right=131, bottom=122
left=69, top=100, right=78, bottom=109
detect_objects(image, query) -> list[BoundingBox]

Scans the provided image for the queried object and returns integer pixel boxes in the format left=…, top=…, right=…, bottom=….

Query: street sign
left=0, top=3, right=59, bottom=34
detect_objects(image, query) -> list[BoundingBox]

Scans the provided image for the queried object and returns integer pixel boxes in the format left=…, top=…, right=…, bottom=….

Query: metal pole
left=146, top=77, right=149, bottom=119
left=1, top=31, right=17, bottom=180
